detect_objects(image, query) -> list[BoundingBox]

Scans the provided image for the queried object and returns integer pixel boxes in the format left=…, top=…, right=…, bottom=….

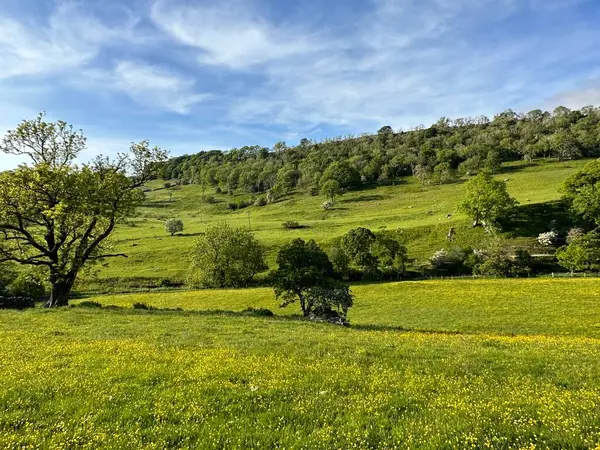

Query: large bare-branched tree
left=0, top=113, right=167, bottom=306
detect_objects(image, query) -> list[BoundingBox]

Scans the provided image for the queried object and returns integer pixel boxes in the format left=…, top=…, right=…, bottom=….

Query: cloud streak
left=112, top=61, right=210, bottom=114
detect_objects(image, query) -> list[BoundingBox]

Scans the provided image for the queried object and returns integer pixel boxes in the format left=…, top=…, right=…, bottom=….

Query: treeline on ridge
left=159, top=106, right=600, bottom=195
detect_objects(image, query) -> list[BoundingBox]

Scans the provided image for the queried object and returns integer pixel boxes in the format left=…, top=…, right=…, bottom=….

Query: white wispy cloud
left=544, top=82, right=600, bottom=110
left=0, top=2, right=138, bottom=79
left=112, top=61, right=210, bottom=114
left=150, top=0, right=322, bottom=69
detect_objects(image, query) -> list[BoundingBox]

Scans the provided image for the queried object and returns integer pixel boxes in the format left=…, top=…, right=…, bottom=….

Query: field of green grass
left=3, top=278, right=600, bottom=448
left=86, top=159, right=590, bottom=287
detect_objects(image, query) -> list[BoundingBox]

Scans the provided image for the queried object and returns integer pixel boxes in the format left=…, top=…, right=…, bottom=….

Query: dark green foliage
left=373, top=233, right=409, bottom=278
left=242, top=307, right=275, bottom=317
left=271, top=239, right=353, bottom=318
left=254, top=196, right=267, bottom=206
left=330, top=246, right=351, bottom=280
left=132, top=302, right=153, bottom=310
left=77, top=301, right=103, bottom=308
left=429, top=248, right=478, bottom=276
left=9, top=271, right=46, bottom=300
left=227, top=199, right=253, bottom=211
left=474, top=248, right=533, bottom=277
left=282, top=221, right=303, bottom=229
left=562, top=160, right=600, bottom=225
left=0, top=270, right=36, bottom=309
left=336, top=228, right=409, bottom=280
left=342, top=228, right=378, bottom=274
left=0, top=295, right=35, bottom=310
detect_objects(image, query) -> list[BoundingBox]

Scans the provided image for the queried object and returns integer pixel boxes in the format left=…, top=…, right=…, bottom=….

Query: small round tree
left=164, top=218, right=184, bottom=236
left=321, top=179, right=342, bottom=203
left=189, top=223, right=266, bottom=288
left=342, top=227, right=378, bottom=274
left=459, top=171, right=518, bottom=229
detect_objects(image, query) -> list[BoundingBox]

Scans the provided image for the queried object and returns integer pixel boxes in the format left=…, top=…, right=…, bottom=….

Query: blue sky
left=1, top=0, right=600, bottom=170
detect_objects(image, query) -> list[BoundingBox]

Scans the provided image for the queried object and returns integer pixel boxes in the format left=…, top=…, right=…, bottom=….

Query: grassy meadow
left=87, top=158, right=590, bottom=286
left=3, top=278, right=600, bottom=448
left=4, top=158, right=600, bottom=448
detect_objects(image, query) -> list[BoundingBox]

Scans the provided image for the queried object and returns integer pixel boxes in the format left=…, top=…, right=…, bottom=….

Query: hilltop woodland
left=2, top=106, right=600, bottom=311
left=160, top=106, right=600, bottom=195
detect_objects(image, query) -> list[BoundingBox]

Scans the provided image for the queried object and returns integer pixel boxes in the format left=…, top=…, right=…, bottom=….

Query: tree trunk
left=298, top=293, right=309, bottom=317
left=45, top=277, right=75, bottom=308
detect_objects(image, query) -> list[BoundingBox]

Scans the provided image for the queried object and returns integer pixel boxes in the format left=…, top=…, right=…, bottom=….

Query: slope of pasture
left=3, top=278, right=600, bottom=448
left=93, top=159, right=589, bottom=283
left=81, top=278, right=600, bottom=338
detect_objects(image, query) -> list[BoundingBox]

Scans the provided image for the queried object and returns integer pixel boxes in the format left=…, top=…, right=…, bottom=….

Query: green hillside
left=88, top=158, right=589, bottom=288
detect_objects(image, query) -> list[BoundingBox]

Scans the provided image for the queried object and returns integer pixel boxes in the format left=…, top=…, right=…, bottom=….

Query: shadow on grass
left=72, top=304, right=495, bottom=336
left=142, top=201, right=174, bottom=209
left=501, top=200, right=577, bottom=238
left=497, top=162, right=538, bottom=175
left=341, top=194, right=385, bottom=203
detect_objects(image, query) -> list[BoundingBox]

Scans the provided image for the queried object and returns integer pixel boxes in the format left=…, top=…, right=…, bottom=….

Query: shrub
left=254, top=196, right=267, bottom=206
left=474, top=248, right=532, bottom=277
left=330, top=246, right=351, bottom=280
left=227, top=200, right=252, bottom=211
left=163, top=181, right=172, bottom=189
left=282, top=221, right=302, bottom=229
left=242, top=307, right=274, bottom=317
left=77, top=301, right=103, bottom=308
left=567, top=227, right=585, bottom=244
left=132, top=302, right=153, bottom=310
left=429, top=248, right=475, bottom=275
left=204, top=195, right=218, bottom=204
left=158, top=278, right=176, bottom=288
left=537, top=231, right=558, bottom=246
left=9, top=272, right=46, bottom=300
left=164, top=218, right=184, bottom=236
left=215, top=186, right=223, bottom=194
left=0, top=295, right=35, bottom=310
